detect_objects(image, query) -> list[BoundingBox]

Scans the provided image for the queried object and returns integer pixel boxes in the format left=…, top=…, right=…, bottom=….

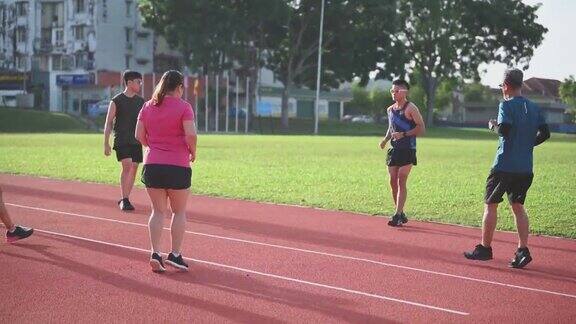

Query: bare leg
left=146, top=188, right=168, bottom=253
left=167, top=189, right=189, bottom=254
left=120, top=159, right=137, bottom=199
left=481, top=203, right=499, bottom=248
left=0, top=187, right=15, bottom=231
left=511, top=203, right=529, bottom=248
left=388, top=166, right=399, bottom=212
left=395, top=164, right=413, bottom=214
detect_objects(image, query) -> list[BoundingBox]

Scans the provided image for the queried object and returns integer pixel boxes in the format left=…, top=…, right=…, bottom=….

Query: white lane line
left=28, top=227, right=468, bottom=316
left=7, top=202, right=576, bottom=300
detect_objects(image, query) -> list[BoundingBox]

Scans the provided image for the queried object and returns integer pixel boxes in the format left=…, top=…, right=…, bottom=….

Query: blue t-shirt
left=492, top=96, right=546, bottom=173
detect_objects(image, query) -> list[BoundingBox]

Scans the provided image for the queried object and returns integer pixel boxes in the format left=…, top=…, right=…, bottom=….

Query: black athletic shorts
left=484, top=170, right=533, bottom=205
left=141, top=164, right=192, bottom=190
left=114, top=144, right=143, bottom=163
left=387, top=148, right=417, bottom=167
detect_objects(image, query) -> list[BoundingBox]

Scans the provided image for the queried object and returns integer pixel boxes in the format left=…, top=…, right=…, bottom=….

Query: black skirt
left=141, top=164, right=192, bottom=190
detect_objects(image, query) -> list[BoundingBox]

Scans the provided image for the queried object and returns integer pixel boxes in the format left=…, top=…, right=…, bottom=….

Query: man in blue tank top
left=379, top=79, right=426, bottom=227
left=464, top=69, right=550, bottom=269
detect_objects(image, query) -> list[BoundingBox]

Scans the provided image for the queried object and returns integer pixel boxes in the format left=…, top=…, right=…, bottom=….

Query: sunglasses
left=390, top=89, right=408, bottom=94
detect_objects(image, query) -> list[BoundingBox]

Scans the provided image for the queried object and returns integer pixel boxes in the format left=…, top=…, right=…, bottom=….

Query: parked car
left=88, top=100, right=110, bottom=117
left=228, top=107, right=247, bottom=118
left=351, top=115, right=375, bottom=123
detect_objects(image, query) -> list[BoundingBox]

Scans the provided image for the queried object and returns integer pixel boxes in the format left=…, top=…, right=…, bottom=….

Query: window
left=16, top=27, right=27, bottom=43
left=74, top=0, right=85, bottom=13
left=52, top=55, right=62, bottom=70
left=125, top=55, right=131, bottom=69
left=75, top=53, right=86, bottom=69
left=16, top=1, right=28, bottom=17
left=16, top=55, right=28, bottom=69
left=74, top=25, right=85, bottom=41
left=125, top=0, right=132, bottom=17
left=125, top=28, right=132, bottom=44
left=38, top=55, right=50, bottom=71
left=54, top=28, right=64, bottom=47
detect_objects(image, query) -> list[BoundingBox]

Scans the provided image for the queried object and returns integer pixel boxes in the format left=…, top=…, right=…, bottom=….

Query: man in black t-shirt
left=104, top=70, right=145, bottom=211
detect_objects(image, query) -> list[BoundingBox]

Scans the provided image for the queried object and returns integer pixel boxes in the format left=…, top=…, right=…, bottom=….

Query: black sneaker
left=6, top=225, right=34, bottom=243
left=149, top=253, right=166, bottom=273
left=166, top=253, right=189, bottom=271
left=387, top=213, right=403, bottom=227
left=464, top=244, right=493, bottom=261
left=510, top=247, right=533, bottom=269
left=118, top=198, right=135, bottom=211
left=399, top=212, right=408, bottom=224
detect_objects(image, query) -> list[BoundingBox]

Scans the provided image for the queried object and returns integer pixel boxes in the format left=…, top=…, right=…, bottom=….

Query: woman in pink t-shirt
left=135, top=70, right=197, bottom=273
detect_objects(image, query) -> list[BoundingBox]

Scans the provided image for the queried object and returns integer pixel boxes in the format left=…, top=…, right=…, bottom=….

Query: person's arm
left=183, top=120, right=197, bottom=162
left=534, top=124, right=550, bottom=146
left=535, top=109, right=550, bottom=146
left=182, top=104, right=197, bottom=162
left=103, top=101, right=116, bottom=156
left=488, top=119, right=512, bottom=137
left=134, top=106, right=148, bottom=147
left=135, top=119, right=148, bottom=147
left=379, top=123, right=392, bottom=150
left=490, top=102, right=513, bottom=138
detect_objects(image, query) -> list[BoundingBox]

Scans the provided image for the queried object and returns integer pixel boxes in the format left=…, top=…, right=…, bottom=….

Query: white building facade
left=0, top=0, right=153, bottom=111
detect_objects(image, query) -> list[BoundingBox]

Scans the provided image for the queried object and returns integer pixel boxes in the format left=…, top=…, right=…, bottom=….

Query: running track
left=1, top=174, right=575, bottom=323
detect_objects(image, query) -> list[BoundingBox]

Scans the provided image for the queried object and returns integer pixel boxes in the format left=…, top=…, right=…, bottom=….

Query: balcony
left=84, top=60, right=95, bottom=71
left=34, top=38, right=53, bottom=53
left=136, top=30, right=151, bottom=38
left=136, top=58, right=150, bottom=65
left=16, top=16, right=28, bottom=26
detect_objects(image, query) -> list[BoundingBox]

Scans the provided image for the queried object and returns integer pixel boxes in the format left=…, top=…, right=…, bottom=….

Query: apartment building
left=0, top=0, right=153, bottom=111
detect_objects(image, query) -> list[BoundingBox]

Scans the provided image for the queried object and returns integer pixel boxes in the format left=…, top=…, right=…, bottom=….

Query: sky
left=480, top=0, right=576, bottom=87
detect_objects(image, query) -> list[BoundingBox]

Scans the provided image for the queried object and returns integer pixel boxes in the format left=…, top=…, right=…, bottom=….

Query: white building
left=0, top=0, right=154, bottom=111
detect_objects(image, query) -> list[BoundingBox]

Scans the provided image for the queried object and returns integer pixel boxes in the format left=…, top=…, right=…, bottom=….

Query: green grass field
left=1, top=128, right=575, bottom=238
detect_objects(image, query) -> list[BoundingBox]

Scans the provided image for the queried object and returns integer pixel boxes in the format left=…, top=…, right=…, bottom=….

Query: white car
left=351, top=115, right=375, bottom=123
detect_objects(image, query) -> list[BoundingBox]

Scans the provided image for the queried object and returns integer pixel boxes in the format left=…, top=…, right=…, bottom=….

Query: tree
left=139, top=1, right=286, bottom=126
left=139, top=1, right=235, bottom=73
left=560, top=76, right=576, bottom=123
left=267, top=0, right=399, bottom=129
left=377, top=0, right=548, bottom=126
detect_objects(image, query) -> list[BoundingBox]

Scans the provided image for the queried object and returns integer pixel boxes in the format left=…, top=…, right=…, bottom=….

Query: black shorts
left=484, top=170, right=533, bottom=205
left=141, top=164, right=192, bottom=190
left=114, top=145, right=143, bottom=163
left=387, top=148, right=417, bottom=167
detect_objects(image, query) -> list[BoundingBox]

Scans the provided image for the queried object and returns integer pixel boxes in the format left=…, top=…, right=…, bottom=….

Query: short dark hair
left=392, top=79, right=410, bottom=90
left=123, top=70, right=142, bottom=85
left=503, top=68, right=523, bottom=89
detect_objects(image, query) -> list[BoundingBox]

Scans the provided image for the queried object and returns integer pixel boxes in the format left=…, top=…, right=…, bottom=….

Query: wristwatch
left=402, top=131, right=407, bottom=138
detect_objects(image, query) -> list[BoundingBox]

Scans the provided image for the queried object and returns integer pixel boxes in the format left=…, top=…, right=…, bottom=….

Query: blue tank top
left=389, top=101, right=416, bottom=149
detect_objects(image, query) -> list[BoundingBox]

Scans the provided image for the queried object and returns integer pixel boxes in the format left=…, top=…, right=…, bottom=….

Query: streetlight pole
left=314, top=0, right=325, bottom=135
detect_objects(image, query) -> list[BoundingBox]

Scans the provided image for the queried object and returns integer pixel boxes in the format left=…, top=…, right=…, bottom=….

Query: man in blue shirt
left=464, top=69, right=550, bottom=269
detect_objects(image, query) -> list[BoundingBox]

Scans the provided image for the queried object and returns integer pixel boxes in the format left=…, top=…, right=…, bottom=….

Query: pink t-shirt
left=138, top=97, right=194, bottom=167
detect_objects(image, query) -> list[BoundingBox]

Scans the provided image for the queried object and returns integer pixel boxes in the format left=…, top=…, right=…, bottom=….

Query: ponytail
left=151, top=70, right=184, bottom=106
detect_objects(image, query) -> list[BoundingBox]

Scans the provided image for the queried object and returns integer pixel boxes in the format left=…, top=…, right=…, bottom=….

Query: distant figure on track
left=379, top=79, right=425, bottom=227
left=135, top=70, right=197, bottom=273
left=464, top=68, right=550, bottom=269
left=0, top=186, right=33, bottom=243
left=104, top=70, right=145, bottom=211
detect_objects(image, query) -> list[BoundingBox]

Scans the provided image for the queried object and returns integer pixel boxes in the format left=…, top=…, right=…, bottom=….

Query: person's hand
left=189, top=151, right=196, bottom=162
left=379, top=139, right=388, bottom=150
left=104, top=143, right=111, bottom=156
left=391, top=132, right=405, bottom=140
left=488, top=119, right=497, bottom=130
